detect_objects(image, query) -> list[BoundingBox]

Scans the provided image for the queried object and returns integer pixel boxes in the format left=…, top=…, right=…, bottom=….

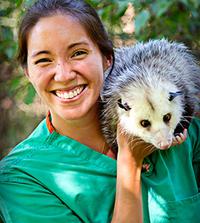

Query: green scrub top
left=0, top=118, right=200, bottom=223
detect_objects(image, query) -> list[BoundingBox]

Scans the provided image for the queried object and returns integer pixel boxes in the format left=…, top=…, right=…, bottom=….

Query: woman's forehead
left=29, top=14, right=87, bottom=37
left=27, top=14, right=96, bottom=51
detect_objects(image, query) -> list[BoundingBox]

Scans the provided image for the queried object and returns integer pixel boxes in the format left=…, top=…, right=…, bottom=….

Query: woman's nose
left=54, top=62, right=76, bottom=82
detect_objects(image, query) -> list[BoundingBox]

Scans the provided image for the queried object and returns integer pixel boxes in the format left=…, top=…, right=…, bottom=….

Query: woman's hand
left=112, top=126, right=187, bottom=223
left=111, top=125, right=156, bottom=223
left=116, top=125, right=156, bottom=167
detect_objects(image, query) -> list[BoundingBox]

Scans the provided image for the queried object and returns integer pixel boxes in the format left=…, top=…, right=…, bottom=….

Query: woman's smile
left=52, top=84, right=87, bottom=101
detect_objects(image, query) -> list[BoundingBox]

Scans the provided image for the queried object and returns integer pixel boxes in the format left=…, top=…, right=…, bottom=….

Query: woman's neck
left=51, top=105, right=106, bottom=153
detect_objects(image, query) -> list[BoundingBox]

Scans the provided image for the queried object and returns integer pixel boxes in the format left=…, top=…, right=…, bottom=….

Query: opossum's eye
left=163, top=113, right=171, bottom=123
left=117, top=99, right=131, bottom=111
left=140, top=120, right=151, bottom=128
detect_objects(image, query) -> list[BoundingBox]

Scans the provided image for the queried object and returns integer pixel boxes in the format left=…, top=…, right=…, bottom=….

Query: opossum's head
left=117, top=79, right=184, bottom=150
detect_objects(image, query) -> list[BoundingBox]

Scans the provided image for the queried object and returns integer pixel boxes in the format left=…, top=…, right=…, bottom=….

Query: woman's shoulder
left=0, top=119, right=57, bottom=177
left=189, top=116, right=200, bottom=131
left=187, top=117, right=200, bottom=160
left=188, top=117, right=200, bottom=144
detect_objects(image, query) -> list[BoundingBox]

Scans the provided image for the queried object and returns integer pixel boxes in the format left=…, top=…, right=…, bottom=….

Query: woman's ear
left=23, top=67, right=30, bottom=78
left=103, top=55, right=112, bottom=71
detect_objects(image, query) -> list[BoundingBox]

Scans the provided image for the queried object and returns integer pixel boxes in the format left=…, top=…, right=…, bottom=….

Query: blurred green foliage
left=87, top=0, right=200, bottom=50
left=0, top=0, right=200, bottom=157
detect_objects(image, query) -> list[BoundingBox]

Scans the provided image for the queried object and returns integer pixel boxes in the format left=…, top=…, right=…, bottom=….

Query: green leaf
left=179, top=0, right=189, bottom=7
left=15, top=0, right=23, bottom=8
left=1, top=27, right=13, bottom=41
left=85, top=0, right=99, bottom=8
left=23, top=0, right=34, bottom=8
left=24, top=84, right=36, bottom=105
left=10, top=76, right=22, bottom=92
left=116, top=3, right=128, bottom=18
left=191, top=0, right=200, bottom=8
left=135, top=10, right=150, bottom=35
left=151, top=1, right=173, bottom=17
left=5, top=47, right=15, bottom=59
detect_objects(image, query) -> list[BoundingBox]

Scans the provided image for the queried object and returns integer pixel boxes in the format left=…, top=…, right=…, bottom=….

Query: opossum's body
left=101, top=39, right=200, bottom=150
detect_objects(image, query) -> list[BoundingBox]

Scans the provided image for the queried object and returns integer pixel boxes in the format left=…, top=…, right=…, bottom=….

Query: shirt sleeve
left=189, top=118, right=200, bottom=190
left=0, top=178, right=83, bottom=223
left=190, top=118, right=200, bottom=161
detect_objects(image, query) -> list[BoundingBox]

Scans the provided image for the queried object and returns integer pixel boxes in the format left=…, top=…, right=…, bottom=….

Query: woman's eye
left=34, top=58, right=52, bottom=65
left=72, top=50, right=87, bottom=58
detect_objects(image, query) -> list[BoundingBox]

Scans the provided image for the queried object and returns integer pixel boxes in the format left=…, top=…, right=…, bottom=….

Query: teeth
left=55, top=86, right=84, bottom=99
left=77, top=88, right=81, bottom=94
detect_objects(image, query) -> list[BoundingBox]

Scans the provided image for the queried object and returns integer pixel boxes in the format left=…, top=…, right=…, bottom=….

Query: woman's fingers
left=116, top=124, right=156, bottom=161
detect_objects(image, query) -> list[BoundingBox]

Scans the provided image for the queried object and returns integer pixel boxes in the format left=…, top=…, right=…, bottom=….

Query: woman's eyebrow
left=68, top=41, right=89, bottom=50
left=31, top=42, right=89, bottom=58
left=31, top=50, right=51, bottom=58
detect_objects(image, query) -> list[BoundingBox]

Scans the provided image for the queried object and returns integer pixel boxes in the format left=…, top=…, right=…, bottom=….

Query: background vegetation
left=0, top=0, right=200, bottom=158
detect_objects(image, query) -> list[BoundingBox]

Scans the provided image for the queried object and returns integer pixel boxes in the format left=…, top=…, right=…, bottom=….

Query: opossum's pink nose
left=157, top=140, right=172, bottom=150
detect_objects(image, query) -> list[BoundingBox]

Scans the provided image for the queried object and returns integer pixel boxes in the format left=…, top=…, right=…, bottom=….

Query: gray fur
left=100, top=39, right=200, bottom=151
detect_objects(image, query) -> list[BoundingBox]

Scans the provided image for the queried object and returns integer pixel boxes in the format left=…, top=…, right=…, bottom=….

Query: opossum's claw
left=172, top=129, right=187, bottom=146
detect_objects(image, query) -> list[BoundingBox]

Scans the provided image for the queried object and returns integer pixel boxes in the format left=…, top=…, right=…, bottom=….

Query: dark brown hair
left=17, top=0, right=113, bottom=67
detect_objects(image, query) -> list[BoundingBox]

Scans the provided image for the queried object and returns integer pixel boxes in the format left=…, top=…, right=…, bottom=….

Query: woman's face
left=26, top=14, right=110, bottom=126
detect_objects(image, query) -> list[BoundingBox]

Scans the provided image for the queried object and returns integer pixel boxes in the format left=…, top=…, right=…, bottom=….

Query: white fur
left=118, top=77, right=184, bottom=149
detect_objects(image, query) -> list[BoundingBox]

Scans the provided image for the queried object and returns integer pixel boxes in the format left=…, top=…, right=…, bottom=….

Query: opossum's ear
left=117, top=98, right=131, bottom=111
left=169, top=91, right=183, bottom=101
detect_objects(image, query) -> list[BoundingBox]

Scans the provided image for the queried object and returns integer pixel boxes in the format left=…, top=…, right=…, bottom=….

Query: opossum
left=100, top=39, right=200, bottom=150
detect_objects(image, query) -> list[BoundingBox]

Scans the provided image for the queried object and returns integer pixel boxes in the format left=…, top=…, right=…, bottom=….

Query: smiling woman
left=25, top=14, right=108, bottom=132
left=0, top=0, right=153, bottom=222
left=0, top=1, right=193, bottom=223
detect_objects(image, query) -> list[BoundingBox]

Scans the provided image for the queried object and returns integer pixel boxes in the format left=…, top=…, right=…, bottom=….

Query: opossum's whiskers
left=119, top=128, right=129, bottom=137
left=144, top=144, right=155, bottom=153
left=183, top=115, right=200, bottom=121
left=129, top=138, right=145, bottom=147
left=129, top=137, right=144, bottom=145
left=128, top=139, right=156, bottom=155
left=182, top=115, right=194, bottom=118
left=180, top=117, right=191, bottom=124
left=136, top=142, right=154, bottom=150
left=177, top=122, right=185, bottom=130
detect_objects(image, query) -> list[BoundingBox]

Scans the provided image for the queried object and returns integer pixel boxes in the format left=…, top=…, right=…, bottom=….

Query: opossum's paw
left=172, top=128, right=187, bottom=146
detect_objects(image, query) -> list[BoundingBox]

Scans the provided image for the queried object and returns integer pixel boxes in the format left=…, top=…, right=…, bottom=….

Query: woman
left=0, top=0, right=153, bottom=222
left=0, top=0, right=188, bottom=222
